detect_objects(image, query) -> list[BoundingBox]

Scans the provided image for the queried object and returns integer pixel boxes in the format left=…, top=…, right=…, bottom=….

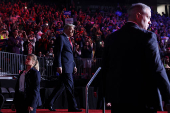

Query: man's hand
left=106, top=103, right=111, bottom=107
left=57, top=67, right=62, bottom=74
left=74, top=67, right=77, bottom=74
left=28, top=106, right=33, bottom=111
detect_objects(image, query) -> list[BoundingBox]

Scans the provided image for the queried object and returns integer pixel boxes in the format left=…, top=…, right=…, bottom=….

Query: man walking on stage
left=45, top=24, right=82, bottom=112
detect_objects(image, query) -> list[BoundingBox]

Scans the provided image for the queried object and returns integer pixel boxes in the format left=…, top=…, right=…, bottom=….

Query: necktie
left=69, top=37, right=73, bottom=50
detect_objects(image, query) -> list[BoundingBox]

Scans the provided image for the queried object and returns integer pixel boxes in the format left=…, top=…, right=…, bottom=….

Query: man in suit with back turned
left=102, top=3, right=170, bottom=113
left=45, top=24, right=82, bottom=112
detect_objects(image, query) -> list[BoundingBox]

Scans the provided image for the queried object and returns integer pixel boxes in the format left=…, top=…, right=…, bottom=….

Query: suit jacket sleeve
left=145, top=32, right=170, bottom=102
left=54, top=35, right=64, bottom=68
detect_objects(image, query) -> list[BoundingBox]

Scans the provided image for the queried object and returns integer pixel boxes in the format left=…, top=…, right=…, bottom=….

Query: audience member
left=23, top=34, right=36, bottom=55
left=81, top=40, right=92, bottom=77
left=7, top=29, right=21, bottom=54
left=38, top=34, right=49, bottom=55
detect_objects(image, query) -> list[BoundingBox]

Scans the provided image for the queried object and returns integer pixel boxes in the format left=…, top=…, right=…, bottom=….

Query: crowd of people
left=0, top=1, right=170, bottom=70
left=0, top=1, right=170, bottom=113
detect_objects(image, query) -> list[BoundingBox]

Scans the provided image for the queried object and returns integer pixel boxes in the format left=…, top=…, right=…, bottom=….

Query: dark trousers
left=47, top=73, right=77, bottom=110
left=15, top=92, right=36, bottom=113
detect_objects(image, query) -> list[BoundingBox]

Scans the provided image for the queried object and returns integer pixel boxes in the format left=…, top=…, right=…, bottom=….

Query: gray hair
left=63, top=24, right=75, bottom=30
left=128, top=3, right=151, bottom=18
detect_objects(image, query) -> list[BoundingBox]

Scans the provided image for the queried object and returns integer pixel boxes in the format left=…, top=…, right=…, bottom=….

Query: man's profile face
left=65, top=26, right=74, bottom=37
left=139, top=8, right=151, bottom=30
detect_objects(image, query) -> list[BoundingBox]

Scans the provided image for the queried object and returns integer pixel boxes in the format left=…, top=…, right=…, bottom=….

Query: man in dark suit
left=102, top=3, right=170, bottom=113
left=45, top=24, right=82, bottom=112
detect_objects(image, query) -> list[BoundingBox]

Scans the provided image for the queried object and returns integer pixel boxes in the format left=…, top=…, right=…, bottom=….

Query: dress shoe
left=68, top=108, right=82, bottom=112
left=48, top=106, right=56, bottom=111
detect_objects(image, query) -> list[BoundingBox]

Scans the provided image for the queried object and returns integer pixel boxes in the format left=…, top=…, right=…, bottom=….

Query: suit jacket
left=54, top=33, right=76, bottom=73
left=14, top=68, right=42, bottom=108
left=102, top=22, right=170, bottom=110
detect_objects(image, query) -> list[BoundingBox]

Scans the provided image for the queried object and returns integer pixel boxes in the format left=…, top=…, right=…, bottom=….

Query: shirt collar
left=127, top=21, right=138, bottom=26
left=64, top=33, right=69, bottom=39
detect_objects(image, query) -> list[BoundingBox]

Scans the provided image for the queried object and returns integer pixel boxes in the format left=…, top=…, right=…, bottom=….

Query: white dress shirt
left=19, top=71, right=26, bottom=92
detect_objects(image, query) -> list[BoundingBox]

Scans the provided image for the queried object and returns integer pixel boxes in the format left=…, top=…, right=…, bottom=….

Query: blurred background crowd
left=0, top=0, right=170, bottom=74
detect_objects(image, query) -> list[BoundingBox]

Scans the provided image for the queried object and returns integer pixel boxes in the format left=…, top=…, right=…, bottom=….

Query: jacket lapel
left=25, top=69, right=32, bottom=81
left=25, top=72, right=29, bottom=81
left=62, top=34, right=73, bottom=51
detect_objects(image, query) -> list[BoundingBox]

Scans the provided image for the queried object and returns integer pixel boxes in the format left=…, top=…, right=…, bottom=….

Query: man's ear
left=136, top=12, right=141, bottom=19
